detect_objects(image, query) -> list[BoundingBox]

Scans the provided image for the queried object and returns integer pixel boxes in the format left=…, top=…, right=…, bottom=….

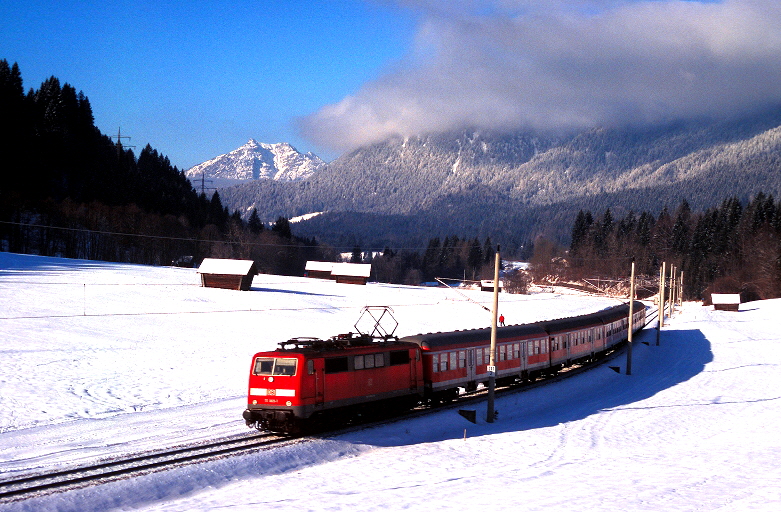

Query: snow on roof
left=305, top=261, right=334, bottom=272
left=197, top=258, right=256, bottom=276
left=711, top=293, right=741, bottom=304
left=331, top=262, right=371, bottom=277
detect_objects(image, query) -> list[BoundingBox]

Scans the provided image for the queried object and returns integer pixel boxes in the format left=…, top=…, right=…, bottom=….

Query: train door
left=467, top=349, right=476, bottom=382
left=408, top=349, right=418, bottom=390
left=314, top=358, right=324, bottom=407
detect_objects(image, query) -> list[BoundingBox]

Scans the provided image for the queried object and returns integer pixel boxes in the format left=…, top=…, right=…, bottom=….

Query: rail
left=0, top=432, right=290, bottom=502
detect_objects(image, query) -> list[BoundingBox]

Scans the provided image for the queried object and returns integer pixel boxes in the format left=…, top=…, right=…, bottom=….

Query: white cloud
left=301, top=1, right=781, bottom=152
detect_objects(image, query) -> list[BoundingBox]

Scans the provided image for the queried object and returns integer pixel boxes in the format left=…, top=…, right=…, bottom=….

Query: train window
left=390, top=350, right=410, bottom=366
left=274, top=358, right=297, bottom=376
left=325, top=357, right=349, bottom=374
left=458, top=351, right=466, bottom=368
left=375, top=353, right=385, bottom=367
left=354, top=355, right=365, bottom=370
left=253, top=357, right=275, bottom=375
left=307, top=360, right=314, bottom=375
left=450, top=352, right=457, bottom=371
left=513, top=343, right=520, bottom=359
left=440, top=353, right=449, bottom=371
left=499, top=345, right=507, bottom=361
left=365, top=354, right=375, bottom=369
left=476, top=348, right=483, bottom=366
left=432, top=355, right=440, bottom=372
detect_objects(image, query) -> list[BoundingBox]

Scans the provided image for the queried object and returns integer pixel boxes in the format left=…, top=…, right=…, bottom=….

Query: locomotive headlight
left=252, top=400, right=257, bottom=405
left=268, top=377, right=274, bottom=383
left=286, top=401, right=292, bottom=406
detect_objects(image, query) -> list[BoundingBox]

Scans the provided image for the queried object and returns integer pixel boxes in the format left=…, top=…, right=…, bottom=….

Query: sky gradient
left=3, top=1, right=780, bottom=169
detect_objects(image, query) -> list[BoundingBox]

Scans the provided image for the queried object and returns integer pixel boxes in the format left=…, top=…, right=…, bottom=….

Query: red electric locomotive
left=242, top=332, right=424, bottom=433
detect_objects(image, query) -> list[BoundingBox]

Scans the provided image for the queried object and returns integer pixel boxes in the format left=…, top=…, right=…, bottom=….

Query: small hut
left=331, top=262, right=372, bottom=285
left=480, top=279, right=504, bottom=292
left=197, top=258, right=257, bottom=291
left=711, top=293, right=741, bottom=311
left=305, top=261, right=334, bottom=280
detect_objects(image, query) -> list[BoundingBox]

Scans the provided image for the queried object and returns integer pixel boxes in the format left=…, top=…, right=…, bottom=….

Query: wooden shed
left=711, top=293, right=741, bottom=311
left=331, top=262, right=372, bottom=285
left=197, top=258, right=257, bottom=291
left=305, top=261, right=334, bottom=280
left=480, top=279, right=504, bottom=292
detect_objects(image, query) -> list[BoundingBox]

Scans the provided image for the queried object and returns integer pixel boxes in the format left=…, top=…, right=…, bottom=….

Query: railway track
left=0, top=431, right=292, bottom=503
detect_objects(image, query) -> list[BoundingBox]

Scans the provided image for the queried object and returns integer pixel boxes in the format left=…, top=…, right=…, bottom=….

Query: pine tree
left=247, top=208, right=263, bottom=234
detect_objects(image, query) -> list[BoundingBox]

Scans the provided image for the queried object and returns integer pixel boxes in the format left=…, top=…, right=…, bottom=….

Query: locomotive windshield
left=253, top=357, right=297, bottom=376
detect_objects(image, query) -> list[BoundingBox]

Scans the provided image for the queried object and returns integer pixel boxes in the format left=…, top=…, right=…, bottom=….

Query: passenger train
left=243, top=302, right=646, bottom=433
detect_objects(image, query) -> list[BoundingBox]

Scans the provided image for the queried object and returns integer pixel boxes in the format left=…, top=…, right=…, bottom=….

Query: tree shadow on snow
left=338, top=326, right=713, bottom=446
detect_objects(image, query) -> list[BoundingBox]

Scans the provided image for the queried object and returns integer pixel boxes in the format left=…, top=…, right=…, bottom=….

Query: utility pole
left=670, top=265, right=676, bottom=318
left=679, top=271, right=684, bottom=306
left=199, top=172, right=215, bottom=197
left=109, top=127, right=135, bottom=158
left=487, top=245, right=500, bottom=423
left=626, top=258, right=635, bottom=375
left=659, top=262, right=666, bottom=328
left=657, top=263, right=664, bottom=344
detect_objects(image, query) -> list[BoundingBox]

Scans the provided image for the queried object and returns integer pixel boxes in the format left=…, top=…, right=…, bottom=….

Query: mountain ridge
left=185, top=139, right=325, bottom=188
left=218, top=109, right=781, bottom=250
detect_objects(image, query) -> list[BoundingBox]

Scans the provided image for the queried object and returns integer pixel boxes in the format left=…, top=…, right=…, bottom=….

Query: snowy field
left=1, top=252, right=779, bottom=511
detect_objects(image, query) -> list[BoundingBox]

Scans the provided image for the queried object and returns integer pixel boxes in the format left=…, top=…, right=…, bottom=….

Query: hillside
left=220, top=109, right=781, bottom=250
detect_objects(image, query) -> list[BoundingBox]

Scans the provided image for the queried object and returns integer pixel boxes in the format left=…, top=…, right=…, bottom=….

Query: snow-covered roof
left=331, top=262, right=372, bottom=278
left=197, top=258, right=256, bottom=276
left=305, top=261, right=334, bottom=272
left=711, top=293, right=741, bottom=304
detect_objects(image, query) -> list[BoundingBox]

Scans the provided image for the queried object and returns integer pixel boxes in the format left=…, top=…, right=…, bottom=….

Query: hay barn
left=197, top=258, right=257, bottom=291
left=305, top=261, right=334, bottom=280
left=711, top=293, right=741, bottom=311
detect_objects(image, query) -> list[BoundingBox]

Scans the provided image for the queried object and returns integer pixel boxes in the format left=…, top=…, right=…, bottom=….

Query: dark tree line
left=0, top=59, right=324, bottom=273
left=367, top=235, right=498, bottom=285
left=567, top=194, right=781, bottom=301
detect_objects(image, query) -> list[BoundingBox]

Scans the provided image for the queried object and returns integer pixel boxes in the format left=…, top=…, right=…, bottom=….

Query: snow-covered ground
left=1, top=252, right=779, bottom=511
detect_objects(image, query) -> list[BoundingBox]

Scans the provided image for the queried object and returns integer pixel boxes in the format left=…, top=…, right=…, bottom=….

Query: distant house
left=331, top=262, right=372, bottom=285
left=197, top=258, right=257, bottom=291
left=305, top=261, right=334, bottom=280
left=305, top=261, right=372, bottom=285
left=711, top=293, right=741, bottom=311
left=480, top=279, right=504, bottom=292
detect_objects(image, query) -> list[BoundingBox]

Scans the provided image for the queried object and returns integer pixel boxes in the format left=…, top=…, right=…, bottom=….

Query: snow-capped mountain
left=186, top=139, right=325, bottom=186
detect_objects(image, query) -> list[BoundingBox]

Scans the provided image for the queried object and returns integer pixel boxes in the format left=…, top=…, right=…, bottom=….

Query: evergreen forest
left=0, top=59, right=325, bottom=274
left=566, top=195, right=781, bottom=301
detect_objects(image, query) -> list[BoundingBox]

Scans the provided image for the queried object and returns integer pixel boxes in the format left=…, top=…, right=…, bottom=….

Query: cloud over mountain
left=300, top=0, right=781, bottom=152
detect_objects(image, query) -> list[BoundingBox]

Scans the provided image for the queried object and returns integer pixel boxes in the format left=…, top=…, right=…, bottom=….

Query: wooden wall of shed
left=201, top=274, right=251, bottom=291
left=335, top=275, right=368, bottom=285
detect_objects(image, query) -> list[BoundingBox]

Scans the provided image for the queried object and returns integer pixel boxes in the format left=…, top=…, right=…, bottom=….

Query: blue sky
left=3, top=1, right=780, bottom=169
left=1, top=1, right=416, bottom=166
